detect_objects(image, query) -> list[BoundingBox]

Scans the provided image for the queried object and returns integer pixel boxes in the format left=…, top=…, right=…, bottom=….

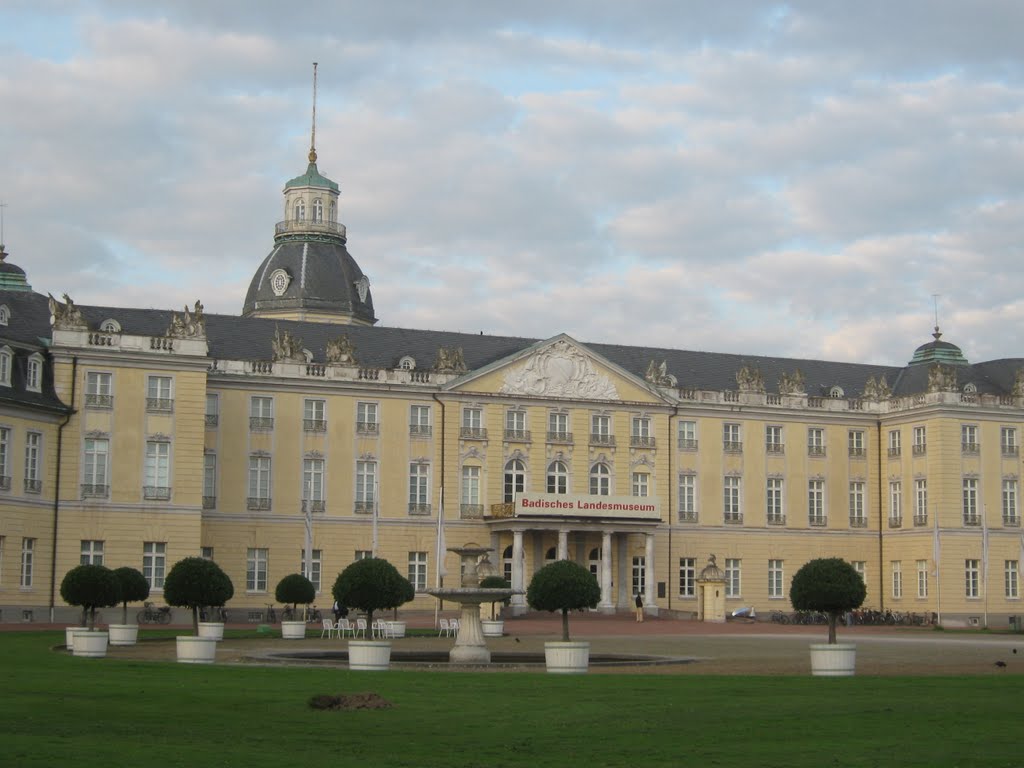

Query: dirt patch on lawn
left=308, top=692, right=394, bottom=710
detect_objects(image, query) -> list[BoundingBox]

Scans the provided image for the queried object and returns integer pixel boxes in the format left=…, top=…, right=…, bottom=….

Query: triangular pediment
left=444, top=334, right=670, bottom=404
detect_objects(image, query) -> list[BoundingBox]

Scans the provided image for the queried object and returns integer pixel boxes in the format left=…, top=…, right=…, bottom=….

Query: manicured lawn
left=3, top=631, right=1019, bottom=767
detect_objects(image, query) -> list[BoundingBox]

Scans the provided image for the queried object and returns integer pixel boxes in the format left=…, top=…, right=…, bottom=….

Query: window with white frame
left=962, top=424, right=979, bottom=454
left=408, top=551, right=428, bottom=591
left=1006, top=560, right=1020, bottom=599
left=354, top=550, right=372, bottom=561
left=461, top=406, right=484, bottom=438
left=82, top=438, right=109, bottom=497
left=547, top=460, right=568, bottom=494
left=249, top=396, right=274, bottom=431
left=144, top=440, right=171, bottom=500
left=808, top=479, right=826, bottom=525
left=142, top=542, right=166, bottom=589
left=146, top=375, right=173, bottom=412
left=849, top=481, right=866, bottom=526
left=1002, top=427, right=1018, bottom=456
left=678, top=473, right=696, bottom=521
left=590, top=463, right=611, bottom=496
left=0, top=427, right=8, bottom=490
left=246, top=548, right=269, bottom=591
left=679, top=557, right=696, bottom=597
left=461, top=465, right=481, bottom=512
left=205, top=394, right=219, bottom=426
left=409, top=462, right=430, bottom=512
left=201, top=546, right=214, bottom=560
left=632, top=471, right=649, bottom=497
left=548, top=411, right=570, bottom=442
left=725, top=558, right=741, bottom=598
left=357, top=402, right=379, bottom=435
left=917, top=560, right=929, bottom=598
left=1003, top=479, right=1018, bottom=525
left=889, top=481, right=902, bottom=525
left=852, top=561, right=866, bottom=589
left=20, top=537, right=35, bottom=587
left=410, top=404, right=432, bottom=436
left=807, top=427, right=825, bottom=456
left=248, top=455, right=272, bottom=509
left=631, top=416, right=653, bottom=447
left=26, top=354, right=41, bottom=392
left=85, top=371, right=112, bottom=408
left=294, top=198, right=305, bottom=221
left=355, top=460, right=377, bottom=511
left=766, top=477, right=784, bottom=524
left=891, top=561, right=903, bottom=599
left=304, top=398, right=326, bottom=432
left=848, top=429, right=865, bottom=457
left=678, top=420, right=697, bottom=450
left=591, top=413, right=613, bottom=445
left=963, top=478, right=979, bottom=524
left=912, top=426, right=927, bottom=455
left=504, top=459, right=525, bottom=503
left=0, top=347, right=10, bottom=386
left=24, top=431, right=41, bottom=493
left=888, top=429, right=901, bottom=457
left=724, top=476, right=742, bottom=523
left=301, top=549, right=322, bottom=592
left=504, top=409, right=526, bottom=440
left=631, top=556, right=646, bottom=596
left=203, top=453, right=216, bottom=509
left=914, top=479, right=928, bottom=525
left=304, top=458, right=325, bottom=511
left=312, top=197, right=323, bottom=223
left=0, top=306, right=7, bottom=325
left=768, top=559, right=784, bottom=598
left=766, top=425, right=784, bottom=453
left=80, top=540, right=104, bottom=566
left=965, top=559, right=980, bottom=598
left=723, top=423, right=742, bottom=452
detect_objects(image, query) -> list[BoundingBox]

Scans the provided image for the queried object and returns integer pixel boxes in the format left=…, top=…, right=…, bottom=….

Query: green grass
left=3, top=631, right=1020, bottom=767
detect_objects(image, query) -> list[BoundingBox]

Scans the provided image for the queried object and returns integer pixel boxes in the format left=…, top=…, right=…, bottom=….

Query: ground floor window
left=679, top=557, right=695, bottom=597
left=408, top=551, right=428, bottom=591
left=142, top=541, right=166, bottom=589
left=632, top=556, right=645, bottom=596
left=247, top=548, right=268, bottom=592
left=768, top=559, right=784, bottom=598
left=725, top=558, right=741, bottom=598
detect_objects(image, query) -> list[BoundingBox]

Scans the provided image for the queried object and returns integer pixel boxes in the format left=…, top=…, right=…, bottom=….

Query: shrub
left=60, top=565, right=121, bottom=630
left=275, top=573, right=316, bottom=617
left=163, top=557, right=234, bottom=636
left=526, top=560, right=601, bottom=641
left=332, top=558, right=414, bottom=629
left=479, top=575, right=511, bottom=620
left=789, top=557, right=867, bottom=644
left=112, top=567, right=150, bottom=624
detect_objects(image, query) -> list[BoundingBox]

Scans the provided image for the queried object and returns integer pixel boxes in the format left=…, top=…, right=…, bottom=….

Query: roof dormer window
left=0, top=347, right=11, bottom=386
left=0, top=305, right=9, bottom=326
left=26, top=353, right=42, bottom=393
left=399, top=356, right=416, bottom=370
left=100, top=319, right=121, bottom=333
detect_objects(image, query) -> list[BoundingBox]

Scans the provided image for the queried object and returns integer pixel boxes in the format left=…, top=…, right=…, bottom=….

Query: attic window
left=829, top=386, right=844, bottom=398
left=963, top=382, right=977, bottom=394
left=0, top=305, right=9, bottom=326
left=26, top=353, right=42, bottom=392
left=100, top=319, right=121, bottom=333
left=399, top=356, right=416, bottom=370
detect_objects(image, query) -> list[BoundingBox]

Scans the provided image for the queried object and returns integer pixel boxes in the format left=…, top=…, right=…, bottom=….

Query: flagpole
left=933, top=508, right=942, bottom=626
left=434, top=486, right=446, bottom=627
left=371, top=479, right=379, bottom=558
left=982, top=503, right=989, bottom=629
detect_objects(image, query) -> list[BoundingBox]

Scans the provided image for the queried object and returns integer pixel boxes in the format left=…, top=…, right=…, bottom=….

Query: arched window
left=590, top=463, right=611, bottom=496
left=588, top=547, right=602, bottom=579
left=503, top=459, right=525, bottom=503
left=502, top=544, right=513, bottom=584
left=329, top=201, right=336, bottom=222
left=0, top=305, right=9, bottom=325
left=100, top=319, right=121, bottom=333
left=0, top=347, right=11, bottom=386
left=294, top=199, right=306, bottom=221
left=312, top=198, right=323, bottom=223
left=546, top=460, right=568, bottom=494
left=399, top=356, right=416, bottom=370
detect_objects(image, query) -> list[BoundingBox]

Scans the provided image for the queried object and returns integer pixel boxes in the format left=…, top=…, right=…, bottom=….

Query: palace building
left=1, top=138, right=1022, bottom=627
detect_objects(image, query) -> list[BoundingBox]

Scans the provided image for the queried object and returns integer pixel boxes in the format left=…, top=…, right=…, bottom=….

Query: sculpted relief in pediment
left=499, top=340, right=619, bottom=400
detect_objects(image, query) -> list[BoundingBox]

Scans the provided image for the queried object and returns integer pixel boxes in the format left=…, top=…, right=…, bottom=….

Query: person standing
left=635, top=593, right=644, bottom=622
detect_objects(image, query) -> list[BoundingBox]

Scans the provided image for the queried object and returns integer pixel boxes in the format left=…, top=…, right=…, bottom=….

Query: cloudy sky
left=1, top=1, right=1022, bottom=366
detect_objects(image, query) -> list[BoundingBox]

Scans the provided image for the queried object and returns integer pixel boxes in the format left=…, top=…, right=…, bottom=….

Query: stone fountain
left=427, top=544, right=515, bottom=664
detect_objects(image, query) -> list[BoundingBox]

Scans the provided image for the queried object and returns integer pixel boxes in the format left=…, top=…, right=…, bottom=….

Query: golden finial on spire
left=308, top=62, right=318, bottom=164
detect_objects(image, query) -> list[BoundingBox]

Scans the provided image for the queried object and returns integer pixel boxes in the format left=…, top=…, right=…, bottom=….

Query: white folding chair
left=450, top=617, right=460, bottom=634
left=386, top=621, right=397, bottom=639
left=354, top=618, right=367, bottom=638
left=438, top=617, right=451, bottom=637
left=320, top=618, right=335, bottom=638
left=336, top=618, right=353, bottom=638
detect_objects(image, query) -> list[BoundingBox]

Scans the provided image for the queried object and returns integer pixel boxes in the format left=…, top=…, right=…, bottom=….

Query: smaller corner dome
left=284, top=162, right=339, bottom=192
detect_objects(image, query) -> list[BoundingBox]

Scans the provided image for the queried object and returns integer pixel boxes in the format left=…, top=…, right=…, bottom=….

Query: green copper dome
left=284, top=161, right=339, bottom=192
left=908, top=328, right=968, bottom=366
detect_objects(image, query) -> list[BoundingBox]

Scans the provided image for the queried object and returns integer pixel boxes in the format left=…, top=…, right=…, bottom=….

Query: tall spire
left=932, top=293, right=942, bottom=340
left=309, top=62, right=318, bottom=164
left=0, top=201, right=7, bottom=259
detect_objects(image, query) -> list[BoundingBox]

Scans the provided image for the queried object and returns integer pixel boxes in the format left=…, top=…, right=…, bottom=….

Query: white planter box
left=71, top=631, right=109, bottom=658
left=481, top=619, right=504, bottom=637
left=348, top=640, right=392, bottom=671
left=544, top=641, right=590, bottom=674
left=176, top=636, right=217, bottom=664
left=65, top=626, right=87, bottom=650
left=281, top=620, right=306, bottom=639
left=809, top=643, right=857, bottom=676
left=107, top=624, right=139, bottom=646
left=197, top=622, right=225, bottom=641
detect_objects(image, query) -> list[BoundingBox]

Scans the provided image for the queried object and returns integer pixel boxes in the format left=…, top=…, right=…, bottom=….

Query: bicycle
left=281, top=605, right=323, bottom=623
left=199, top=606, right=228, bottom=622
left=137, top=601, right=172, bottom=624
left=264, top=604, right=278, bottom=623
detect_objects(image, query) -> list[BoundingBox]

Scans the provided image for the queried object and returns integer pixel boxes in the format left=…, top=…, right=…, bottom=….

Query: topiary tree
left=112, top=566, right=150, bottom=624
left=480, top=575, right=511, bottom=620
left=332, top=558, right=415, bottom=631
left=526, top=560, right=601, bottom=641
left=163, top=557, right=234, bottom=636
left=789, top=557, right=866, bottom=644
left=275, top=573, right=316, bottom=619
left=60, top=564, right=121, bottom=630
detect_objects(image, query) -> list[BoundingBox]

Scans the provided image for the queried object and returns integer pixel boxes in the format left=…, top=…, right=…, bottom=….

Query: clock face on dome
left=269, top=269, right=292, bottom=296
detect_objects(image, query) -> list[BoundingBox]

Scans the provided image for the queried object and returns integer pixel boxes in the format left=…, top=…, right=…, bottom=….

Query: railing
left=913, top=514, right=928, bottom=527
left=1004, top=515, right=1021, bottom=527
left=489, top=502, right=515, bottom=518
left=202, top=496, right=216, bottom=509
left=962, top=442, right=980, bottom=455
left=275, top=218, right=347, bottom=238
left=247, top=497, right=272, bottom=511
left=766, top=444, right=784, bottom=454
left=807, top=446, right=826, bottom=457
left=410, top=371, right=431, bottom=383
left=888, top=516, right=902, bottom=528
left=144, top=486, right=172, bottom=501
left=250, top=417, right=274, bottom=431
left=24, top=478, right=42, bottom=494
left=303, top=419, right=327, bottom=433
left=150, top=337, right=174, bottom=351
left=88, top=332, right=115, bottom=346
left=630, top=435, right=656, bottom=449
left=504, top=429, right=530, bottom=442
left=677, top=438, right=697, bottom=451
left=807, top=397, right=824, bottom=408
left=724, top=512, right=743, bottom=525
left=81, top=483, right=108, bottom=499
left=849, top=517, right=868, bottom=528
left=547, top=431, right=573, bottom=444
left=85, top=393, right=113, bottom=408
left=0, top=475, right=10, bottom=491
left=302, top=499, right=325, bottom=514
left=809, top=516, right=827, bottom=527
left=723, top=391, right=740, bottom=402
left=767, top=515, right=786, bottom=526
left=849, top=446, right=865, bottom=458
left=963, top=513, right=981, bottom=526
left=356, top=422, right=379, bottom=436
left=251, top=361, right=273, bottom=374
left=358, top=368, right=380, bottom=381
left=460, top=503, right=484, bottom=519
left=408, top=503, right=432, bottom=516
left=305, top=364, right=326, bottom=377
left=460, top=427, right=488, bottom=440
left=146, top=398, right=174, bottom=413
left=887, top=447, right=901, bottom=458
left=723, top=441, right=743, bottom=453
left=205, top=414, right=219, bottom=427
left=678, top=510, right=698, bottom=523
left=1002, top=445, right=1019, bottom=457
left=353, top=501, right=375, bottom=515
left=409, top=424, right=432, bottom=437
left=590, top=434, right=615, bottom=447
left=912, top=444, right=927, bottom=456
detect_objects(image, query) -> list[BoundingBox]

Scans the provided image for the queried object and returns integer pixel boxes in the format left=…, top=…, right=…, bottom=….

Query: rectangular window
left=1001, top=427, right=1018, bottom=456
left=852, top=561, right=866, bottom=589
left=201, top=547, right=214, bottom=560
left=355, top=461, right=377, bottom=511
left=249, top=396, right=274, bottom=431
left=146, top=375, right=173, bottom=412
left=144, top=441, right=171, bottom=500
left=962, top=424, right=979, bottom=454
left=917, top=560, right=929, bottom=599
left=678, top=474, right=697, bottom=522
left=631, top=472, right=649, bottom=498
left=889, top=481, right=902, bottom=526
left=591, top=413, right=613, bottom=446
left=766, top=478, right=784, bottom=524
left=808, top=479, right=826, bottom=525
left=408, top=551, right=428, bottom=591
left=965, top=559, right=980, bottom=598
left=678, top=420, right=697, bottom=450
left=849, top=482, right=866, bottom=527
left=26, top=357, right=41, bottom=392
left=631, top=416, right=654, bottom=447
left=357, top=402, right=379, bottom=435
left=82, top=437, right=109, bottom=497
left=409, top=462, right=430, bottom=513
left=1006, top=560, right=1020, bottom=599
left=461, top=465, right=480, bottom=510
left=963, top=478, right=979, bottom=525
left=631, top=556, right=646, bottom=596
left=142, top=542, right=166, bottom=589
left=679, top=557, right=696, bottom=597
left=723, top=476, right=742, bottom=523
left=1003, top=479, right=1019, bottom=525
left=888, top=429, right=901, bottom=457
left=766, top=425, right=784, bottom=453
left=80, top=540, right=104, bottom=566
left=548, top=411, right=571, bottom=442
left=912, top=426, right=927, bottom=455
left=24, top=431, right=41, bottom=493
left=246, top=548, right=268, bottom=591
left=304, top=458, right=325, bottom=512
left=248, top=456, right=272, bottom=509
left=914, top=479, right=928, bottom=525
left=354, top=550, right=372, bottom=561
left=0, top=535, right=4, bottom=583
left=461, top=407, right=485, bottom=439
left=300, top=549, right=322, bottom=592
left=768, top=559, right=784, bottom=599
left=303, top=398, right=326, bottom=432
left=203, top=453, right=216, bottom=508
left=848, top=429, right=865, bottom=457
left=504, top=409, right=526, bottom=440
left=807, top=427, right=825, bottom=456
left=891, top=561, right=903, bottom=599
left=725, top=558, right=741, bottom=598
left=0, top=427, right=9, bottom=489
left=85, top=371, right=113, bottom=408
left=20, top=538, right=35, bottom=587
left=410, top=404, right=432, bottom=437
left=0, top=351, right=9, bottom=386
left=723, top=423, right=742, bottom=452
left=205, top=393, right=219, bottom=426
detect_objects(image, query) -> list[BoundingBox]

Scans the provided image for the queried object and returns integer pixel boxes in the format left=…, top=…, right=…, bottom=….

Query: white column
left=644, top=532, right=656, bottom=615
left=599, top=530, right=614, bottom=611
left=557, top=529, right=569, bottom=560
left=511, top=530, right=526, bottom=609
